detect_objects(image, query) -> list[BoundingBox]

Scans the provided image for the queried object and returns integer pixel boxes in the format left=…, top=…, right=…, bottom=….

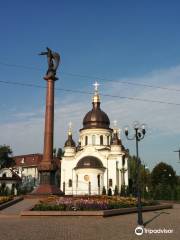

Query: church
left=61, top=83, right=129, bottom=195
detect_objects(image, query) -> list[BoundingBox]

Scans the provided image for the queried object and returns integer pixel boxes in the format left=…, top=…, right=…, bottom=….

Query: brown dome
left=64, top=134, right=76, bottom=147
left=83, top=101, right=110, bottom=129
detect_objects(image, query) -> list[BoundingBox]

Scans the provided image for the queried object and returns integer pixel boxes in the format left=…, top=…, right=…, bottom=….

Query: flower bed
left=0, top=196, right=13, bottom=205
left=32, top=196, right=158, bottom=211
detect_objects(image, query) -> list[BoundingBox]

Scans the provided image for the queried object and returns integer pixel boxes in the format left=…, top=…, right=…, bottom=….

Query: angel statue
left=39, top=47, right=60, bottom=79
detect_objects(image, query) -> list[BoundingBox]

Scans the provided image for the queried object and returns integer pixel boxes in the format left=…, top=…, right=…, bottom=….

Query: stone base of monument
left=31, top=167, right=64, bottom=195
left=32, top=184, right=63, bottom=196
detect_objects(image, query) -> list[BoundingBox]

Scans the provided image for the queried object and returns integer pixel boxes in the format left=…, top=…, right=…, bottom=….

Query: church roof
left=74, top=156, right=105, bottom=169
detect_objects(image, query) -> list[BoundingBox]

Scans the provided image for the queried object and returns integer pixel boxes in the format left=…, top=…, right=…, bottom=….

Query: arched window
left=97, top=175, right=100, bottom=187
left=85, top=136, right=88, bottom=145
left=68, top=179, right=72, bottom=187
left=63, top=181, right=65, bottom=193
left=122, top=156, right=125, bottom=166
left=107, top=136, right=110, bottom=145
left=109, top=179, right=113, bottom=187
left=92, top=135, right=96, bottom=145
left=100, top=135, right=103, bottom=145
left=76, top=175, right=78, bottom=187
left=2, top=173, right=6, bottom=178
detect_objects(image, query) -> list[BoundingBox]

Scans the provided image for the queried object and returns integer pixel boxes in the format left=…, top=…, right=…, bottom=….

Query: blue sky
left=0, top=1, right=180, bottom=173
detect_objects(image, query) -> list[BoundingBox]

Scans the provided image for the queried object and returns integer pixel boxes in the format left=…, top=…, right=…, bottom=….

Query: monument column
left=43, top=78, right=54, bottom=165
left=33, top=47, right=63, bottom=195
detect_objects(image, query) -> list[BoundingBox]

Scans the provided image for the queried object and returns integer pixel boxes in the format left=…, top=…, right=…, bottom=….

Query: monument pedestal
left=32, top=162, right=63, bottom=195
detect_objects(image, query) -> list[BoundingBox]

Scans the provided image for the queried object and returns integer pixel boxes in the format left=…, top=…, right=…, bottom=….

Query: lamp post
left=124, top=121, right=146, bottom=226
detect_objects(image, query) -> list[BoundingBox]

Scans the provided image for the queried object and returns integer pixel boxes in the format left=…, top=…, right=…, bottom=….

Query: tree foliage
left=0, top=145, right=14, bottom=169
left=128, top=155, right=151, bottom=197
left=151, top=162, right=177, bottom=188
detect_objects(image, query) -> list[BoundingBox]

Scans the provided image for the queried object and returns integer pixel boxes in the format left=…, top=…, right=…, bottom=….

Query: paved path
left=0, top=199, right=39, bottom=216
left=0, top=202, right=179, bottom=240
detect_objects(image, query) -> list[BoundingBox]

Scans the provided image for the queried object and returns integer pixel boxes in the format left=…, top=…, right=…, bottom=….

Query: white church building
left=61, top=83, right=129, bottom=195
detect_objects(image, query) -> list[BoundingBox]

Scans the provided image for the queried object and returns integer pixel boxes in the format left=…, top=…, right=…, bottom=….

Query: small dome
left=64, top=134, right=76, bottom=147
left=75, top=156, right=105, bottom=169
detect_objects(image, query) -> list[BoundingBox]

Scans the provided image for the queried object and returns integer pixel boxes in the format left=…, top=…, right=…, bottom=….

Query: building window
left=76, top=175, right=78, bottom=187
left=68, top=179, right=72, bottom=187
left=122, top=156, right=125, bottom=166
left=97, top=175, right=100, bottom=187
left=85, top=136, right=88, bottom=145
left=109, top=179, right=113, bottom=187
left=21, top=158, right=25, bottom=164
left=2, top=173, right=6, bottom=178
left=100, top=135, right=103, bottom=145
left=92, top=135, right=96, bottom=145
left=63, top=182, right=65, bottom=193
left=107, top=136, right=110, bottom=145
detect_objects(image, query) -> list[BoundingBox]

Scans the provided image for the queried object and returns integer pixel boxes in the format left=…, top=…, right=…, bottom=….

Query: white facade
left=61, top=85, right=128, bottom=195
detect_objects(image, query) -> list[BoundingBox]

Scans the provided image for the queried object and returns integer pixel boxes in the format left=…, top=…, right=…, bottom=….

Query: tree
left=102, top=186, right=106, bottom=195
left=128, top=155, right=151, bottom=198
left=151, top=162, right=177, bottom=188
left=53, top=148, right=57, bottom=157
left=0, top=145, right=14, bottom=169
left=57, top=148, right=64, bottom=159
left=108, top=188, right=112, bottom=196
left=151, top=162, right=177, bottom=200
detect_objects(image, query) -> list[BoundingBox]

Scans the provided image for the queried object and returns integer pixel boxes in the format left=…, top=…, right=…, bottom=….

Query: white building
left=61, top=83, right=129, bottom=195
left=0, top=168, right=21, bottom=195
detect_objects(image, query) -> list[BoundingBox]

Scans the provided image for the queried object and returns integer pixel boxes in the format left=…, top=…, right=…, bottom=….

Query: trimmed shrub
left=114, top=185, right=119, bottom=196
left=102, top=186, right=106, bottom=195
left=108, top=188, right=112, bottom=196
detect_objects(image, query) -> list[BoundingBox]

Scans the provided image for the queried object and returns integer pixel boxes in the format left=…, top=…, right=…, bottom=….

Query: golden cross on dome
left=93, top=81, right=100, bottom=93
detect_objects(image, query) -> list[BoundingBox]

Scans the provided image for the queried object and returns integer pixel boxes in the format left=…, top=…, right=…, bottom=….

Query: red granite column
left=42, top=78, right=54, bottom=166
left=33, top=76, right=63, bottom=195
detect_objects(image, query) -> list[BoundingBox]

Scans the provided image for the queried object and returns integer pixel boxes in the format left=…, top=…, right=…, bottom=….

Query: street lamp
left=124, top=121, right=147, bottom=226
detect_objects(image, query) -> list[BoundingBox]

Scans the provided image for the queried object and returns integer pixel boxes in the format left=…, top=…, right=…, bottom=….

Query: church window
left=100, top=135, right=103, bottom=145
left=97, top=175, right=100, bottom=187
left=76, top=175, right=78, bottom=187
left=68, top=179, right=72, bottom=187
left=92, top=135, right=96, bottom=145
left=84, top=175, right=89, bottom=181
left=107, top=136, right=110, bottom=145
left=122, top=156, right=125, bottom=166
left=109, top=179, right=113, bottom=187
left=85, top=136, right=88, bottom=145
left=63, top=181, right=65, bottom=193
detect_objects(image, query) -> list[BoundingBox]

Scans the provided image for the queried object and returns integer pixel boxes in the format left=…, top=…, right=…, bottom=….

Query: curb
left=21, top=203, right=173, bottom=217
left=0, top=196, right=24, bottom=211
